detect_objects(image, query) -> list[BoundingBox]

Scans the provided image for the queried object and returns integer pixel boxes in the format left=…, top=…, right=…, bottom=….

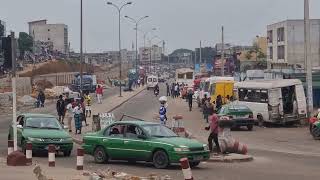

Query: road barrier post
left=26, top=142, right=32, bottom=164
left=180, top=158, right=193, bottom=180
left=48, top=145, right=55, bottom=167
left=8, top=140, right=14, bottom=155
left=77, top=148, right=84, bottom=170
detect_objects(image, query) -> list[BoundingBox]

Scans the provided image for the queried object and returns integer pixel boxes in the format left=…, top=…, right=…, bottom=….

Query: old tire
left=152, top=150, right=169, bottom=169
left=190, top=161, right=200, bottom=168
left=94, top=146, right=108, bottom=164
left=247, top=125, right=253, bottom=131
left=257, top=115, right=264, bottom=127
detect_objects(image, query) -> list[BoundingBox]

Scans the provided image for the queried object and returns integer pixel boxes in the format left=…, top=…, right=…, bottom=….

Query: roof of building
left=235, top=79, right=302, bottom=89
left=28, top=19, right=47, bottom=24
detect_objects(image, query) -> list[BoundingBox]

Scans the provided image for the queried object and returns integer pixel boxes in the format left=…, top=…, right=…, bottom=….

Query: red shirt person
left=206, top=113, right=220, bottom=153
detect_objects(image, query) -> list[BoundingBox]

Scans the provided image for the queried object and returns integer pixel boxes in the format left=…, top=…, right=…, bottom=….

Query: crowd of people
left=53, top=85, right=104, bottom=134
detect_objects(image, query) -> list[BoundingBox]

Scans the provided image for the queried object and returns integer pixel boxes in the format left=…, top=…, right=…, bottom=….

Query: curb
left=207, top=154, right=254, bottom=163
left=107, top=87, right=146, bottom=113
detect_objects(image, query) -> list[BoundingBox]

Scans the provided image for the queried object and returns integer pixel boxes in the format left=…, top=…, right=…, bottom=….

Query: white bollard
left=8, top=140, right=14, bottom=155
left=76, top=148, right=84, bottom=170
left=180, top=158, right=193, bottom=180
left=26, top=142, right=32, bottom=164
left=48, top=144, right=55, bottom=167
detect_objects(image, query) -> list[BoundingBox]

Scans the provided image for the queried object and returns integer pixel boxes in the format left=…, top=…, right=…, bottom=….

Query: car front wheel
left=152, top=150, right=169, bottom=169
left=94, top=146, right=108, bottom=164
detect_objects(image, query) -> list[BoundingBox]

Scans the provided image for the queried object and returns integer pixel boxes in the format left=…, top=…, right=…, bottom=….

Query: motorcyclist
left=154, top=84, right=160, bottom=96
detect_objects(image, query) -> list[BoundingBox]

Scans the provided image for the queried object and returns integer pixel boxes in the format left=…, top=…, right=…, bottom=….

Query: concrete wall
left=0, top=77, right=32, bottom=96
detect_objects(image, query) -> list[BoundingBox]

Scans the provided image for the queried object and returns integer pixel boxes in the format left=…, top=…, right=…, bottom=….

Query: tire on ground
left=94, top=146, right=108, bottom=164
left=152, top=150, right=169, bottom=169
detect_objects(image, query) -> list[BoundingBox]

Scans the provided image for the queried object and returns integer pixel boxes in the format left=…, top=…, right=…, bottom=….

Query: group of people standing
left=56, top=86, right=103, bottom=134
left=166, top=82, right=184, bottom=98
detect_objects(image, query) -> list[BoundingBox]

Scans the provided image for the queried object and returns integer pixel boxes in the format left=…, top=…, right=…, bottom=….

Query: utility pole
left=305, top=0, right=313, bottom=118
left=199, top=41, right=202, bottom=65
left=11, top=32, right=17, bottom=151
left=221, top=26, right=225, bottom=76
left=80, top=0, right=83, bottom=94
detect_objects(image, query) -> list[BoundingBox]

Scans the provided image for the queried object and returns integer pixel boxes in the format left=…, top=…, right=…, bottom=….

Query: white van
left=233, top=79, right=307, bottom=125
left=147, top=75, right=158, bottom=90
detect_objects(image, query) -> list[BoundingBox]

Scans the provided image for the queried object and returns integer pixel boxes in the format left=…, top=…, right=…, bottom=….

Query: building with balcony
left=28, top=20, right=68, bottom=54
left=267, top=19, right=320, bottom=68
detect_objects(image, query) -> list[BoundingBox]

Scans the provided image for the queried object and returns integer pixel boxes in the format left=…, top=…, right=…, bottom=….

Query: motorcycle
left=309, top=117, right=320, bottom=140
left=154, top=89, right=159, bottom=97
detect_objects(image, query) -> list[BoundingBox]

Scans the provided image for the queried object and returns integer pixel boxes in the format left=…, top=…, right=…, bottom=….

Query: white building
left=267, top=19, right=320, bottom=68
left=29, top=20, right=68, bottom=54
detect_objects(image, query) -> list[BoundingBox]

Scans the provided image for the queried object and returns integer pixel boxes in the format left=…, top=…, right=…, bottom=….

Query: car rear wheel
left=247, top=125, right=253, bottom=131
left=152, top=150, right=169, bottom=169
left=190, top=161, right=200, bottom=168
left=94, top=146, right=108, bottom=164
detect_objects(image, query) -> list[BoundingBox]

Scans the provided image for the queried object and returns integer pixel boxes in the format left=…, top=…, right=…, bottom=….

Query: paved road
left=1, top=84, right=320, bottom=180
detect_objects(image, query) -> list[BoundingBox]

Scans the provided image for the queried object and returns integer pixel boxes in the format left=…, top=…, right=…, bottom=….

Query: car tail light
left=249, top=113, right=253, bottom=118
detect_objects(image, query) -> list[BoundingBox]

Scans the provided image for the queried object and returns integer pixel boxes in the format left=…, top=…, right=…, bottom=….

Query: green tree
left=245, top=51, right=253, bottom=60
left=18, top=32, right=33, bottom=56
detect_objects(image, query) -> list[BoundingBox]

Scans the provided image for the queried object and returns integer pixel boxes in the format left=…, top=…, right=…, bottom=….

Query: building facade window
left=277, top=45, right=285, bottom=60
left=267, top=30, right=273, bottom=43
left=277, top=27, right=285, bottom=42
left=269, top=47, right=273, bottom=59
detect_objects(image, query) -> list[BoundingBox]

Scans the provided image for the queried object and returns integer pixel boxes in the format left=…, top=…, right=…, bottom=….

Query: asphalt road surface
left=1, top=84, right=320, bottom=180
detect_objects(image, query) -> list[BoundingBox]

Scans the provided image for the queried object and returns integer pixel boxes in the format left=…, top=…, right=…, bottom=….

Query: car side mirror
left=17, top=125, right=23, bottom=129
left=137, top=135, right=147, bottom=140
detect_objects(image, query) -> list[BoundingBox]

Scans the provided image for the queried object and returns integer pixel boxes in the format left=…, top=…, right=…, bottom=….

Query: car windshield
left=142, top=124, right=178, bottom=138
left=25, top=117, right=62, bottom=130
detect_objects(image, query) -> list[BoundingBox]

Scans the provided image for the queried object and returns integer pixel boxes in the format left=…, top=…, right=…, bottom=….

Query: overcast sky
left=1, top=0, right=320, bottom=53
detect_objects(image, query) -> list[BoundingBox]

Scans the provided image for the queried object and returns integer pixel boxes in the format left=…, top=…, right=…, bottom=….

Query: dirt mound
left=20, top=60, right=99, bottom=77
left=34, top=79, right=54, bottom=90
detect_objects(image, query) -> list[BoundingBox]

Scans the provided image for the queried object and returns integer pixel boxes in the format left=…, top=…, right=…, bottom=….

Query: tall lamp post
left=107, top=1, right=132, bottom=97
left=124, top=15, right=149, bottom=74
left=80, top=0, right=83, bottom=94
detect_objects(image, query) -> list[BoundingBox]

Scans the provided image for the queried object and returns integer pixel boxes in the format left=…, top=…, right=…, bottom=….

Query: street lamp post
left=80, top=0, right=83, bottom=94
left=107, top=1, right=132, bottom=97
left=124, top=15, right=149, bottom=75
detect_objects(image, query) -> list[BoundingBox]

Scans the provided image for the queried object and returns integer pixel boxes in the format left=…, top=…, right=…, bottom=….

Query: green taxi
left=8, top=113, right=73, bottom=156
left=218, top=103, right=254, bottom=131
left=82, top=121, right=210, bottom=169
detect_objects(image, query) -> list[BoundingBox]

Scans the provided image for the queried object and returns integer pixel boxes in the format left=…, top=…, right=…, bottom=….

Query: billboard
left=195, top=64, right=200, bottom=73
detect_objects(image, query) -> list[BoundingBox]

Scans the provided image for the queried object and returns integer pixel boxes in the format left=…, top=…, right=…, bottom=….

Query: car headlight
left=203, top=144, right=209, bottom=151
left=174, top=146, right=190, bottom=152
left=28, top=137, right=44, bottom=142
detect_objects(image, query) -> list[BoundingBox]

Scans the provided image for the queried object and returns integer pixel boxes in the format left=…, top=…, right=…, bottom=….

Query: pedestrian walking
left=65, top=102, right=73, bottom=133
left=37, top=90, right=45, bottom=108
left=174, top=83, right=179, bottom=98
left=205, top=113, right=221, bottom=153
left=171, top=83, right=175, bottom=98
left=166, top=83, right=170, bottom=96
left=187, top=89, right=193, bottom=111
left=56, top=95, right=66, bottom=124
left=80, top=96, right=88, bottom=126
left=73, top=99, right=83, bottom=134
left=216, top=95, right=223, bottom=111
left=96, top=85, right=103, bottom=104
left=84, top=92, right=92, bottom=118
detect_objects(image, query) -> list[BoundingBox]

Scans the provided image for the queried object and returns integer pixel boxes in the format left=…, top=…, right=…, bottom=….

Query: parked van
left=233, top=79, right=307, bottom=125
left=210, top=80, right=235, bottom=104
left=197, top=77, right=234, bottom=106
left=147, top=75, right=158, bottom=90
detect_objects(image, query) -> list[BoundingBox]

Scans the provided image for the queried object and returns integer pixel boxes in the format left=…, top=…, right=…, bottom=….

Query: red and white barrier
left=77, top=148, right=84, bottom=170
left=48, top=145, right=55, bottom=167
left=26, top=142, right=32, bottom=164
left=180, top=158, right=193, bottom=180
left=8, top=140, right=14, bottom=155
